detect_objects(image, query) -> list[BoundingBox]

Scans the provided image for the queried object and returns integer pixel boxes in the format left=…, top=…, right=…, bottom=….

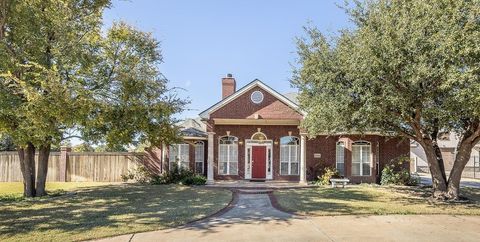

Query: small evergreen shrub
left=180, top=175, right=207, bottom=186
left=314, top=166, right=340, bottom=185
left=381, top=156, right=419, bottom=186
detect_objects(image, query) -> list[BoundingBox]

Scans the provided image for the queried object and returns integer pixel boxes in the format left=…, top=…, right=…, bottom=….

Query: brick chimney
left=222, top=73, right=236, bottom=99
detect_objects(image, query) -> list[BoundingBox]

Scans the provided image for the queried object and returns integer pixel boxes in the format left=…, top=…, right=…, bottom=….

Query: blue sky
left=103, top=0, right=352, bottom=119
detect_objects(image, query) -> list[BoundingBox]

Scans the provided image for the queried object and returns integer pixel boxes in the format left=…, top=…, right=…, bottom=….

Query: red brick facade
left=164, top=78, right=410, bottom=184
left=210, top=86, right=303, bottom=120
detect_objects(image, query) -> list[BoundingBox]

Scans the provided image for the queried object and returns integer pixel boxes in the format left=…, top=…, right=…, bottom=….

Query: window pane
left=229, top=145, right=238, bottom=162
left=219, top=145, right=227, bottom=162
left=195, top=143, right=204, bottom=162
left=337, top=163, right=345, bottom=176
left=219, top=162, right=228, bottom=175
left=195, top=162, right=203, bottom=174
left=362, top=163, right=371, bottom=176
left=352, top=146, right=361, bottom=163
left=290, top=146, right=297, bottom=162
left=280, top=146, right=288, bottom=162
left=336, top=142, right=345, bottom=176
left=220, top=136, right=238, bottom=145
left=352, top=162, right=361, bottom=176
left=229, top=162, right=238, bottom=175
left=179, top=144, right=190, bottom=164
left=169, top=145, right=177, bottom=161
left=362, top=146, right=369, bottom=164
left=280, top=136, right=299, bottom=145
left=280, top=162, right=289, bottom=175
left=290, top=162, right=299, bottom=175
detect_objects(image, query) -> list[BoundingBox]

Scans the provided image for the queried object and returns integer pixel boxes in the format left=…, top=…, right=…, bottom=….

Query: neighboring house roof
left=180, top=127, right=207, bottom=138
left=199, top=79, right=305, bottom=119
left=411, top=132, right=480, bottom=149
left=179, top=117, right=206, bottom=131
left=283, top=92, right=299, bottom=104
left=178, top=118, right=207, bottom=139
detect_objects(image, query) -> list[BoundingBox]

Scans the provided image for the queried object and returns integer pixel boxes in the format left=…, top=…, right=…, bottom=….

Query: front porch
left=205, top=180, right=314, bottom=189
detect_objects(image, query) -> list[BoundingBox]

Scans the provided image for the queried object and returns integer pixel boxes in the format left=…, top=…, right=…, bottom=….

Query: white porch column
left=207, top=132, right=215, bottom=184
left=299, top=133, right=307, bottom=184
left=161, top=143, right=167, bottom=173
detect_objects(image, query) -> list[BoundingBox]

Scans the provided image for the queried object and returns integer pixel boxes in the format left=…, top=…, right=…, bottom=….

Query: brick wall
left=210, top=86, right=303, bottom=120
left=212, top=125, right=300, bottom=181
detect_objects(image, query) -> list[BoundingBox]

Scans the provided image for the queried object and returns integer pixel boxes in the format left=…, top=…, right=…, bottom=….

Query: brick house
left=163, top=74, right=410, bottom=184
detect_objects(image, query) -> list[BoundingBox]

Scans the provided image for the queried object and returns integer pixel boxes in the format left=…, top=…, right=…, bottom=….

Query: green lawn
left=0, top=182, right=112, bottom=199
left=274, top=185, right=480, bottom=216
left=0, top=182, right=231, bottom=242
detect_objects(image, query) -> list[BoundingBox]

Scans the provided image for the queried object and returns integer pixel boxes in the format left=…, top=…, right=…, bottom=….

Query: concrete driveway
left=95, top=190, right=480, bottom=242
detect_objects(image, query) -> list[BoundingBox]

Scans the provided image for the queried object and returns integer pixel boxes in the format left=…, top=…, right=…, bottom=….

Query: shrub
left=314, top=166, right=340, bottom=185
left=150, top=164, right=206, bottom=186
left=180, top=175, right=207, bottom=186
left=381, top=156, right=419, bottom=186
left=121, top=163, right=207, bottom=186
left=121, top=165, right=157, bottom=184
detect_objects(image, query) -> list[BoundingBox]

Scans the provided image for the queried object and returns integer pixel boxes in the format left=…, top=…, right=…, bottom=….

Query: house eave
left=213, top=118, right=301, bottom=126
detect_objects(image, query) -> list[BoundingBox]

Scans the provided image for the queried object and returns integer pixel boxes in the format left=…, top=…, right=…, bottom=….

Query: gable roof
left=199, top=79, right=305, bottom=119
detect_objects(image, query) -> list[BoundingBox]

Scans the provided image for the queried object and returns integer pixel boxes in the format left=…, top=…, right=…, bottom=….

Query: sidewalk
left=94, top=190, right=480, bottom=242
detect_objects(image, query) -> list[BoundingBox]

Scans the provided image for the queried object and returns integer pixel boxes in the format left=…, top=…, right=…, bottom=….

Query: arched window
left=194, top=141, right=204, bottom=174
left=219, top=136, right=238, bottom=175
left=169, top=143, right=189, bottom=171
left=251, top=132, right=267, bottom=141
left=280, top=136, right=299, bottom=175
left=336, top=141, right=345, bottom=176
left=352, top=141, right=371, bottom=176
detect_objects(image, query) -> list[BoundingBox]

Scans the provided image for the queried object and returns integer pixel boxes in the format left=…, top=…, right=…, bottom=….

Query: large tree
left=292, top=0, right=480, bottom=200
left=0, top=0, right=186, bottom=197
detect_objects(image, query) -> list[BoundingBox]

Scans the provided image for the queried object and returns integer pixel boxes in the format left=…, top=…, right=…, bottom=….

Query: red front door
left=252, top=146, right=266, bottom=179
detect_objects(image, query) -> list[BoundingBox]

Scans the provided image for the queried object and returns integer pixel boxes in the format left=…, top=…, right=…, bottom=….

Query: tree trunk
left=422, top=142, right=448, bottom=199
left=19, top=143, right=36, bottom=197
left=36, top=144, right=51, bottom=196
left=447, top=141, right=474, bottom=200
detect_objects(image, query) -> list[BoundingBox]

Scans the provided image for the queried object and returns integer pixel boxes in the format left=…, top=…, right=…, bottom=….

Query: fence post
left=59, top=146, right=71, bottom=182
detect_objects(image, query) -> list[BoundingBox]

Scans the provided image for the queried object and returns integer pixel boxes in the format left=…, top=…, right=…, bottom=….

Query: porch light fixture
left=239, top=139, right=244, bottom=145
left=274, top=139, right=279, bottom=145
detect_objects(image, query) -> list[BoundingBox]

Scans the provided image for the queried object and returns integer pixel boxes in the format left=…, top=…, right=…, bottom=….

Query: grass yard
left=0, top=182, right=112, bottom=199
left=0, top=183, right=231, bottom=242
left=275, top=184, right=480, bottom=216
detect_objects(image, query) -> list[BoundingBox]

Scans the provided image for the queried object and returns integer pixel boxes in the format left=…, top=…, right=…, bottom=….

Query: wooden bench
left=330, top=178, right=350, bottom=188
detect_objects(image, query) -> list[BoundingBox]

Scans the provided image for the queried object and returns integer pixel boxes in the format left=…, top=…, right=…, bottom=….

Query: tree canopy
left=0, top=0, right=187, bottom=197
left=293, top=0, right=480, bottom=199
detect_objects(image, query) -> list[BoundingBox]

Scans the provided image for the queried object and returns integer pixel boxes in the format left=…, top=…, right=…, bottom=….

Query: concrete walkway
left=95, top=191, right=480, bottom=242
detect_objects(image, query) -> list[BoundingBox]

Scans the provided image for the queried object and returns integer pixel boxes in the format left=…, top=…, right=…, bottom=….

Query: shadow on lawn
left=0, top=184, right=229, bottom=240
left=275, top=185, right=480, bottom=216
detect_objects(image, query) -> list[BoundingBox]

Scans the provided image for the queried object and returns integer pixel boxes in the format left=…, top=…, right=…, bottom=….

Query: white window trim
left=352, top=141, right=372, bottom=176
left=169, top=143, right=190, bottom=171
left=194, top=141, right=204, bottom=174
left=336, top=141, right=345, bottom=176
left=218, top=136, right=238, bottom=175
left=280, top=136, right=300, bottom=176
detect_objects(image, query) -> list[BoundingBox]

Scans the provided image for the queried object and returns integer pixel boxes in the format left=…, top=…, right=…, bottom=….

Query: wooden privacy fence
left=0, top=148, right=163, bottom=182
